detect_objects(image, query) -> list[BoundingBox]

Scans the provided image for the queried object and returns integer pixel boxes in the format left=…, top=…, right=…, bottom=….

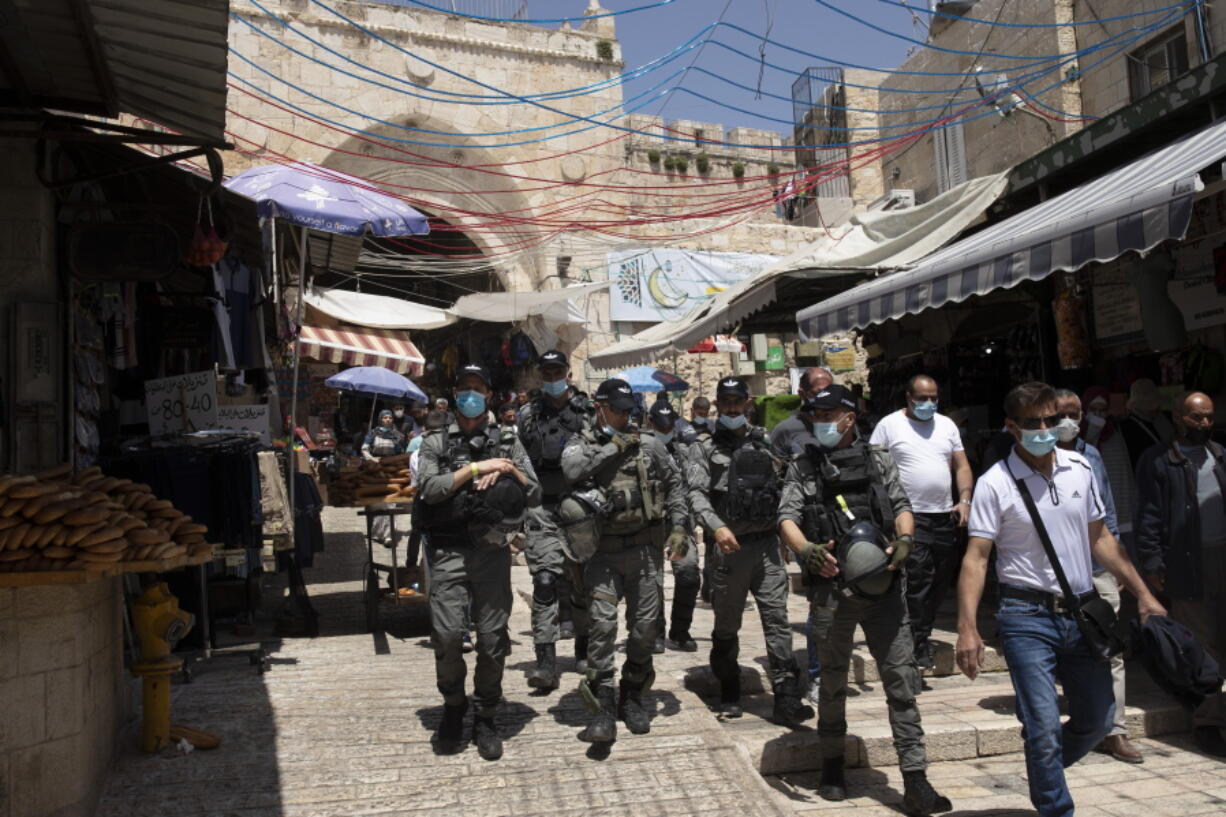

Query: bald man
left=770, top=367, right=836, bottom=456
left=1135, top=391, right=1226, bottom=758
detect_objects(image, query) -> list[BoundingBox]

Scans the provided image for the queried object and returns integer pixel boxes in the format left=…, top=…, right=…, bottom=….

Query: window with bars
left=1128, top=26, right=1190, bottom=100
left=933, top=119, right=967, bottom=194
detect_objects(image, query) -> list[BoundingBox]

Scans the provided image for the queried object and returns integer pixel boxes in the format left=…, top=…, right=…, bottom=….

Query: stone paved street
left=93, top=508, right=1226, bottom=817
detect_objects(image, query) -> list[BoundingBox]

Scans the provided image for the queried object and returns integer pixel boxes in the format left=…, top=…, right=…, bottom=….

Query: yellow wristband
left=470, top=463, right=480, bottom=479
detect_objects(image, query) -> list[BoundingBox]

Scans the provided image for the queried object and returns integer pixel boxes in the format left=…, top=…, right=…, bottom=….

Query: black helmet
left=837, top=521, right=894, bottom=599
left=468, top=475, right=526, bottom=532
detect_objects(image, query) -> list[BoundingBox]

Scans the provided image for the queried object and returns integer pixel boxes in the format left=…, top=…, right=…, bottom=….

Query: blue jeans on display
left=997, top=595, right=1114, bottom=817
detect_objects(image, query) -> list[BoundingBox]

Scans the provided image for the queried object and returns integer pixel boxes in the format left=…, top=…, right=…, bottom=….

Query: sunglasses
left=1014, top=414, right=1059, bottom=431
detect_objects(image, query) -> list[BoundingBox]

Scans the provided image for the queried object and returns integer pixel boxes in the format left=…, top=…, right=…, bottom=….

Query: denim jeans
left=997, top=595, right=1114, bottom=817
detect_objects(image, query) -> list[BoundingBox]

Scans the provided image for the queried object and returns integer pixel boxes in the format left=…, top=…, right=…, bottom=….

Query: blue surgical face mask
left=813, top=420, right=845, bottom=448
left=657, top=430, right=674, bottom=445
left=455, top=390, right=486, bottom=419
left=407, top=436, right=423, bottom=453
left=1019, top=428, right=1058, bottom=457
left=541, top=379, right=569, bottom=398
left=719, top=413, right=747, bottom=431
left=911, top=400, right=938, bottom=421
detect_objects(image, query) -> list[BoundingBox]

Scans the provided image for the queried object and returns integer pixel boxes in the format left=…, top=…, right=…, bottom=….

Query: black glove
left=798, top=541, right=831, bottom=575
left=888, top=534, right=914, bottom=569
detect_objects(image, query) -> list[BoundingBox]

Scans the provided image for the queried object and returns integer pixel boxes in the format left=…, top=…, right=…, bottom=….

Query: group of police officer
left=413, top=351, right=951, bottom=817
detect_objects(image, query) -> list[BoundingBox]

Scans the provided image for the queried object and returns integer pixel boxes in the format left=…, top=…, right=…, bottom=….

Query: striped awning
left=298, top=325, right=425, bottom=376
left=797, top=117, right=1226, bottom=339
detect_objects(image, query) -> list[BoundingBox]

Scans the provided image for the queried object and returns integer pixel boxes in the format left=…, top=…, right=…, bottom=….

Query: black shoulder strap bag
left=1006, top=460, right=1126, bottom=664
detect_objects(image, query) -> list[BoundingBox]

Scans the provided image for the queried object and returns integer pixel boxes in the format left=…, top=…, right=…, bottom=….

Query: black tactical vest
left=520, top=395, right=587, bottom=500
left=419, top=426, right=518, bottom=544
left=803, top=440, right=894, bottom=541
left=708, top=428, right=781, bottom=534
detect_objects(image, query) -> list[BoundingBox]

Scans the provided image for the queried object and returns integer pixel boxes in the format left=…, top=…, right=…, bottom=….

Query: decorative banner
left=145, top=370, right=218, bottom=434
left=215, top=404, right=272, bottom=444
left=608, top=249, right=780, bottom=322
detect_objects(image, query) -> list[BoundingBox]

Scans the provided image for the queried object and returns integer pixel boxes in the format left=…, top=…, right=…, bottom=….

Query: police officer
left=516, top=350, right=592, bottom=690
left=644, top=400, right=700, bottom=652
left=416, top=363, right=542, bottom=761
left=561, top=378, right=688, bottom=743
left=777, top=384, right=950, bottom=814
left=688, top=376, right=812, bottom=727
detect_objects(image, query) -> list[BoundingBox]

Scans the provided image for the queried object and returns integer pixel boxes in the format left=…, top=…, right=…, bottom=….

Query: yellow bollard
left=129, top=583, right=194, bottom=753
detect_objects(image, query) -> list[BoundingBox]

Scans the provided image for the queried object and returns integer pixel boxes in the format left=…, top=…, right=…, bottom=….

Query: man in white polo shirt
left=955, top=382, right=1165, bottom=817
left=870, top=374, right=973, bottom=668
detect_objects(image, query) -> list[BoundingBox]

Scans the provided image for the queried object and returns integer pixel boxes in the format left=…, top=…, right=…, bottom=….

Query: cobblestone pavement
left=94, top=508, right=1225, bottom=817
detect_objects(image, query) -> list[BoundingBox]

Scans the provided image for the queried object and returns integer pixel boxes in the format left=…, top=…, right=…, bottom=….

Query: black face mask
left=1183, top=426, right=1212, bottom=445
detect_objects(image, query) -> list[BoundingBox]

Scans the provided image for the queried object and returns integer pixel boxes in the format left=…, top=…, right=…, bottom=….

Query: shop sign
left=764, top=345, right=787, bottom=370
left=824, top=346, right=856, bottom=371
left=1091, top=268, right=1144, bottom=344
left=215, top=404, right=272, bottom=445
left=145, top=370, right=218, bottom=434
left=1167, top=275, right=1226, bottom=331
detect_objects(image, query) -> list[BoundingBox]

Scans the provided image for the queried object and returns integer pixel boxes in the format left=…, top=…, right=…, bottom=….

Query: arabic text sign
left=216, top=404, right=272, bottom=444
left=608, top=249, right=779, bottom=322
left=145, top=371, right=217, bottom=434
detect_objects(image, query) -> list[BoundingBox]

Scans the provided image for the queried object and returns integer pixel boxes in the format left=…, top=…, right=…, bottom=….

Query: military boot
left=711, top=637, right=742, bottom=717
left=434, top=698, right=467, bottom=754
left=579, top=680, right=617, bottom=744
left=526, top=643, right=558, bottom=691
left=669, top=579, right=699, bottom=651
left=574, top=635, right=589, bottom=675
left=618, top=668, right=655, bottom=735
left=771, top=676, right=815, bottom=729
left=902, top=770, right=951, bottom=816
left=817, top=756, right=846, bottom=801
left=472, top=714, right=503, bottom=761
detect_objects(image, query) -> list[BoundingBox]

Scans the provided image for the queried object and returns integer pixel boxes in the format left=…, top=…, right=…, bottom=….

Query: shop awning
left=0, top=0, right=230, bottom=145
left=448, top=281, right=607, bottom=323
left=304, top=287, right=457, bottom=331
left=298, top=325, right=425, bottom=376
left=797, top=117, right=1226, bottom=339
left=588, top=172, right=1010, bottom=369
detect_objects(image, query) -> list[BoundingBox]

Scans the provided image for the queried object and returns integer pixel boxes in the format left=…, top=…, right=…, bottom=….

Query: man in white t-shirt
left=870, top=374, right=973, bottom=668
left=956, top=381, right=1165, bottom=817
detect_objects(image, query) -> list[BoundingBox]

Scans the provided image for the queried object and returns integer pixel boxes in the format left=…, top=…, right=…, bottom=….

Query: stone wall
left=0, top=579, right=128, bottom=817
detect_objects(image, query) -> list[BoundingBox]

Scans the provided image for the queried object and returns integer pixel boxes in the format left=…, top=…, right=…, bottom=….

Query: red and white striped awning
left=298, top=325, right=425, bottom=376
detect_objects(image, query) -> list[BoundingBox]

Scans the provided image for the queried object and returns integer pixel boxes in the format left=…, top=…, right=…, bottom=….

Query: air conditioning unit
left=868, top=189, right=916, bottom=211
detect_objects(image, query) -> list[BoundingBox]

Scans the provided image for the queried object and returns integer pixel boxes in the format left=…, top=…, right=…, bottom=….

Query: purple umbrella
left=224, top=162, right=430, bottom=236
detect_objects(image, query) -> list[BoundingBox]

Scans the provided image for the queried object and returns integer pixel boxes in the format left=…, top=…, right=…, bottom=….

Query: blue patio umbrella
left=224, top=162, right=431, bottom=236
left=614, top=365, right=690, bottom=394
left=325, top=366, right=427, bottom=404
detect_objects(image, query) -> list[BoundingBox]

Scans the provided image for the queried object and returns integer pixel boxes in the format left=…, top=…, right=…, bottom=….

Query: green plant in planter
left=662, top=155, right=677, bottom=171
left=647, top=148, right=661, bottom=164
left=695, top=152, right=710, bottom=173
left=596, top=40, right=614, bottom=61
left=673, top=156, right=689, bottom=173
left=731, top=162, right=746, bottom=178
left=767, top=162, right=780, bottom=176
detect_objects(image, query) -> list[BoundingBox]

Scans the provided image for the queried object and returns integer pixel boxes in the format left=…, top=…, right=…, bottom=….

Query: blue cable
left=872, top=0, right=1193, bottom=28
left=392, top=0, right=678, bottom=24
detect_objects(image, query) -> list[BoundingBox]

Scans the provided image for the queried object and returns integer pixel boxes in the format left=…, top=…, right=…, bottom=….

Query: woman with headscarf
left=362, top=409, right=406, bottom=462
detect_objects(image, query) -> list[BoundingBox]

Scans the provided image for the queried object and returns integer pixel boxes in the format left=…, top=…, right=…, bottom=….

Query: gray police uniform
left=778, top=438, right=929, bottom=772
left=517, top=392, right=592, bottom=646
left=644, top=430, right=700, bottom=641
left=417, top=422, right=541, bottom=715
left=688, top=426, right=797, bottom=691
left=561, top=429, right=687, bottom=695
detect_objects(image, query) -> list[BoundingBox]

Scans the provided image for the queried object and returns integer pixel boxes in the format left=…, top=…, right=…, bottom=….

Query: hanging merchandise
left=508, top=331, right=536, bottom=367
left=184, top=195, right=229, bottom=267
left=1184, top=342, right=1224, bottom=393
left=1053, top=290, right=1091, bottom=370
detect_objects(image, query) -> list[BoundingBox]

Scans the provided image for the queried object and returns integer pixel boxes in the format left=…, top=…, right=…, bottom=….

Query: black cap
left=648, top=401, right=677, bottom=429
left=594, top=378, right=636, bottom=411
left=716, top=376, right=750, bottom=399
left=456, top=363, right=491, bottom=388
left=807, top=384, right=856, bottom=412
left=537, top=350, right=568, bottom=369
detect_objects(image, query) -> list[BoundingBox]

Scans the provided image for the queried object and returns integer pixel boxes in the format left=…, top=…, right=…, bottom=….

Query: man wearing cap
left=869, top=374, right=974, bottom=670
left=515, top=350, right=593, bottom=690
left=688, top=376, right=812, bottom=728
left=561, top=378, right=688, bottom=744
left=957, top=382, right=1165, bottom=817
left=416, top=363, right=541, bottom=761
left=770, top=366, right=835, bottom=456
left=645, top=400, right=701, bottom=652
left=778, top=384, right=950, bottom=814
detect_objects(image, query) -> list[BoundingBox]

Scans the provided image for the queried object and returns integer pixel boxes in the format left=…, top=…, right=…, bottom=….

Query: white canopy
left=304, top=287, right=457, bottom=330
left=448, top=281, right=607, bottom=323
left=588, top=172, right=1010, bottom=369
